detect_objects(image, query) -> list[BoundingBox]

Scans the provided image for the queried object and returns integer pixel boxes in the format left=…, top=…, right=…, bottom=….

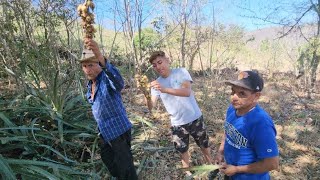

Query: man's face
left=151, top=56, right=170, bottom=78
left=81, top=61, right=102, bottom=80
left=230, top=85, right=260, bottom=115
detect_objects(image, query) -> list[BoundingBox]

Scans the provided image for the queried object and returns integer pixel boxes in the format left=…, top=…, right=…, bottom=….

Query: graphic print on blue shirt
left=225, top=121, right=248, bottom=149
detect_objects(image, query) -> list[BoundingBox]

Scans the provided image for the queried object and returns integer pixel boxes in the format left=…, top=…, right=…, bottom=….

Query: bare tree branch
left=277, top=5, right=313, bottom=39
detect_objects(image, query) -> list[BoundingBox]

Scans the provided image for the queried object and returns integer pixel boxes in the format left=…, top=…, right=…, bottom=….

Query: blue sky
left=205, top=0, right=315, bottom=30
left=92, top=0, right=315, bottom=32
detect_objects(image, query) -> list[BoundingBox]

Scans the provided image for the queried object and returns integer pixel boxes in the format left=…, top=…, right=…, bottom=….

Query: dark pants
left=100, top=130, right=138, bottom=180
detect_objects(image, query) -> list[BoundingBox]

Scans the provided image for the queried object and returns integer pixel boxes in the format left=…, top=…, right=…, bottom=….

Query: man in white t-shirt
left=144, top=51, right=213, bottom=177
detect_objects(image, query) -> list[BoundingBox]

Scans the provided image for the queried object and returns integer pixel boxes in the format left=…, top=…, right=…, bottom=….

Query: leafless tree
left=109, top=0, right=156, bottom=74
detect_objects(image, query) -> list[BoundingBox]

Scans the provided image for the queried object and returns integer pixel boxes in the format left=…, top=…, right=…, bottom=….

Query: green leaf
left=26, top=165, right=59, bottom=180
left=0, top=155, right=15, bottom=180
left=38, top=144, right=77, bottom=164
left=180, top=164, right=221, bottom=172
left=0, top=112, right=16, bottom=127
left=6, top=159, right=77, bottom=172
left=0, top=136, right=28, bottom=144
left=73, top=133, right=96, bottom=138
left=131, top=115, right=154, bottom=127
left=0, top=127, right=40, bottom=131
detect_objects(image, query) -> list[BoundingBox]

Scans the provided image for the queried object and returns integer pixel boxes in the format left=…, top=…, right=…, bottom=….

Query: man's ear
left=254, top=92, right=261, bottom=102
left=97, top=62, right=103, bottom=68
left=166, top=57, right=172, bottom=65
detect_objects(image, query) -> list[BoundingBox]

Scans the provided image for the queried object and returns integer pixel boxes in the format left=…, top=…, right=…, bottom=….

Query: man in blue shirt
left=80, top=38, right=138, bottom=180
left=215, top=71, right=279, bottom=180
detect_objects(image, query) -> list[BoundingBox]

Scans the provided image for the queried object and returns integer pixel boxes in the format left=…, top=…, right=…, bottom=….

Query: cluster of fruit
left=135, top=74, right=151, bottom=100
left=77, top=0, right=96, bottom=39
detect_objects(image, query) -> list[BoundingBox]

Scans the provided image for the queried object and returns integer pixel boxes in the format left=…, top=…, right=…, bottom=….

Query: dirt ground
left=128, top=71, right=320, bottom=180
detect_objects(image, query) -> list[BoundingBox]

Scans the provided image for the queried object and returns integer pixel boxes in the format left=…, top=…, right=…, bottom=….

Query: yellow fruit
left=81, top=12, right=88, bottom=18
left=86, top=27, right=94, bottom=33
left=78, top=0, right=96, bottom=39
left=135, top=74, right=151, bottom=99
left=89, top=13, right=95, bottom=19
left=86, top=0, right=95, bottom=10
left=80, top=4, right=87, bottom=13
left=86, top=16, right=92, bottom=22
left=85, top=34, right=93, bottom=38
left=86, top=24, right=92, bottom=28
left=77, top=5, right=83, bottom=13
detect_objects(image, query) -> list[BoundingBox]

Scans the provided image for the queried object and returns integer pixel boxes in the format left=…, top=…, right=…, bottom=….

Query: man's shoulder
left=173, top=67, right=189, bottom=73
left=172, top=68, right=192, bottom=81
left=250, top=105, right=270, bottom=116
left=247, top=106, right=273, bottom=125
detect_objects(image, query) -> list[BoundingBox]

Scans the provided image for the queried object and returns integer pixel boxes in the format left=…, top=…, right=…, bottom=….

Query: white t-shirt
left=151, top=68, right=202, bottom=126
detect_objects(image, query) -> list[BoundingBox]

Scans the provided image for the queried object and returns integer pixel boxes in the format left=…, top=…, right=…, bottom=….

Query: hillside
left=230, top=25, right=319, bottom=72
left=245, top=25, right=317, bottom=49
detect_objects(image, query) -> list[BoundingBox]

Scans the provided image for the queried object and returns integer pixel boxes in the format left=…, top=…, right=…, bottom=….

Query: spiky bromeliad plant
left=0, top=41, right=106, bottom=179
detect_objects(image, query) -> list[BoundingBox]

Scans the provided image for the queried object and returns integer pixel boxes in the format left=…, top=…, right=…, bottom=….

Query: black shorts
left=171, top=116, right=209, bottom=153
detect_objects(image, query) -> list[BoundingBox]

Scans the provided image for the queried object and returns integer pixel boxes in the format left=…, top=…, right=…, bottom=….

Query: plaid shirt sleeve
left=104, top=61, right=124, bottom=92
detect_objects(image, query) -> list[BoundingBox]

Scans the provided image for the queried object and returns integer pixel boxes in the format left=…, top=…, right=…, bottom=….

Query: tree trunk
left=310, top=0, right=320, bottom=94
left=180, top=0, right=188, bottom=68
left=310, top=53, right=319, bottom=92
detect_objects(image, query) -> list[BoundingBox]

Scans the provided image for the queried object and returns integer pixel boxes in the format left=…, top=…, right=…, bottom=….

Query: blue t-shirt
left=224, top=104, right=279, bottom=180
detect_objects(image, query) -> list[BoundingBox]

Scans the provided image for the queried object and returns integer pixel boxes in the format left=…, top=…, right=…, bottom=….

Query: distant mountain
left=229, top=25, right=319, bottom=72
left=244, top=25, right=318, bottom=49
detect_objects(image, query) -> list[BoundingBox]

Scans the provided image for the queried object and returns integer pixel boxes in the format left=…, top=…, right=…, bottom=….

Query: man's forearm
left=218, top=134, right=225, bottom=153
left=103, top=60, right=125, bottom=91
left=97, top=54, right=106, bottom=67
left=236, top=156, right=279, bottom=174
left=162, top=87, right=191, bottom=97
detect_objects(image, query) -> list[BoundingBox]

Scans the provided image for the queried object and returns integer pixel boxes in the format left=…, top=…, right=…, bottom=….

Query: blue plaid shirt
left=86, top=62, right=132, bottom=142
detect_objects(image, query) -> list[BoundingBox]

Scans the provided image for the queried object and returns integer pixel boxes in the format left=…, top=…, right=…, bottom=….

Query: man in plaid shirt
left=81, top=38, right=138, bottom=180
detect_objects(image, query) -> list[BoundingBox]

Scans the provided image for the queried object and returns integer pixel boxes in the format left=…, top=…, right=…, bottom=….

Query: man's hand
left=84, top=38, right=104, bottom=63
left=220, top=163, right=238, bottom=177
left=214, top=152, right=224, bottom=164
left=150, top=80, right=166, bottom=93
